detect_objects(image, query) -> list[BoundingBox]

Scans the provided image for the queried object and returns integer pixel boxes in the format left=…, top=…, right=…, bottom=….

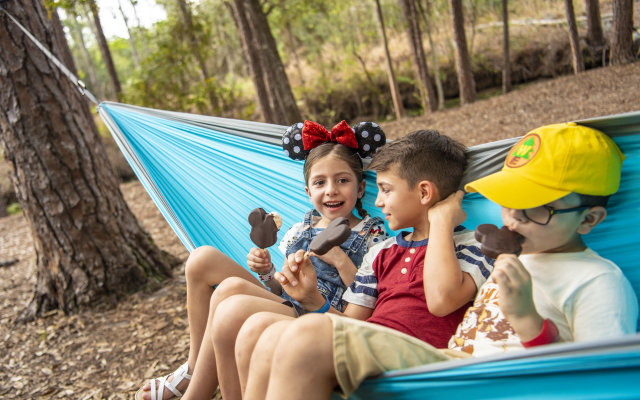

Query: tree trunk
left=68, top=10, right=101, bottom=97
left=87, top=0, right=122, bottom=100
left=418, top=0, right=445, bottom=110
left=225, top=0, right=275, bottom=122
left=244, top=0, right=302, bottom=125
left=0, top=195, right=7, bottom=218
left=502, top=0, right=512, bottom=93
left=449, top=0, right=476, bottom=104
left=0, top=1, right=173, bottom=320
left=610, top=0, right=634, bottom=65
left=117, top=0, right=140, bottom=68
left=399, top=0, right=437, bottom=113
left=284, top=19, right=305, bottom=86
left=129, top=0, right=150, bottom=55
left=584, top=0, right=605, bottom=47
left=565, top=0, right=585, bottom=74
left=375, top=0, right=405, bottom=119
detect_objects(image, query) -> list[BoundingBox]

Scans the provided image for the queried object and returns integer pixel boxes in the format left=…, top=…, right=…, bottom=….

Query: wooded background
left=57, top=0, right=637, bottom=125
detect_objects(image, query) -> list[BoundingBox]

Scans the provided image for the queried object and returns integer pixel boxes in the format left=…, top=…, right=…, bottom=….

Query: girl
left=136, top=120, right=387, bottom=400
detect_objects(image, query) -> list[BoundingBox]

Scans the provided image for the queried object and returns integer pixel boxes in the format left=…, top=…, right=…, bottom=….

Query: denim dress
left=280, top=210, right=383, bottom=314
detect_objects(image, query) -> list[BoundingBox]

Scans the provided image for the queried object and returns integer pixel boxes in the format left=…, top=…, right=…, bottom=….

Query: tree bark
left=0, top=195, right=7, bottom=218
left=68, top=10, right=101, bottom=97
left=225, top=0, right=274, bottom=122
left=0, top=1, right=173, bottom=320
left=565, top=0, right=585, bottom=74
left=375, top=0, right=405, bottom=119
left=584, top=0, right=605, bottom=47
left=227, top=0, right=301, bottom=124
left=398, top=0, right=437, bottom=113
left=502, top=0, right=511, bottom=93
left=610, top=0, right=635, bottom=65
left=449, top=0, right=476, bottom=105
left=418, top=0, right=445, bottom=110
left=87, top=0, right=122, bottom=100
left=244, top=0, right=302, bottom=125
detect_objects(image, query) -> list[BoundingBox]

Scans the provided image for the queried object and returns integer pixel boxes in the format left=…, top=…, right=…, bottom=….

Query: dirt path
left=0, top=62, right=638, bottom=399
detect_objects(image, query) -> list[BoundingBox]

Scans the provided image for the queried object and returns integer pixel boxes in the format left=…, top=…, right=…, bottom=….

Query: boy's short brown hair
left=368, top=129, right=467, bottom=198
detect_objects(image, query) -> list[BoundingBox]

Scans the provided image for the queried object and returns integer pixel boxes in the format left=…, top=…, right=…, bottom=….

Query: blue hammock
left=98, top=102, right=640, bottom=399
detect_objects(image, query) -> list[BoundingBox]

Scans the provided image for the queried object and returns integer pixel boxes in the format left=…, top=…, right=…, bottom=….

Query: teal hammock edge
left=352, top=335, right=640, bottom=400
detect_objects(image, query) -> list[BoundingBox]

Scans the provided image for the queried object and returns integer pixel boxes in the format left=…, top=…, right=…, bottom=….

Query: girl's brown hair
left=303, top=143, right=368, bottom=218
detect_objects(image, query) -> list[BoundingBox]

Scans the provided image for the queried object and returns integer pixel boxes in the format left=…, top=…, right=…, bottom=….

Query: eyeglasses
left=521, top=205, right=590, bottom=225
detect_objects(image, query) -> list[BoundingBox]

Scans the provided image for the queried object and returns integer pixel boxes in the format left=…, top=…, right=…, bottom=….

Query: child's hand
left=309, top=247, right=349, bottom=271
left=276, top=250, right=325, bottom=309
left=427, top=190, right=467, bottom=228
left=246, top=247, right=272, bottom=274
left=493, top=254, right=544, bottom=341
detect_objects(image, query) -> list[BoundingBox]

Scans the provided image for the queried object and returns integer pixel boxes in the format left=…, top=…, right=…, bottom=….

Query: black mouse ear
left=282, top=122, right=307, bottom=160
left=248, top=208, right=267, bottom=226
left=352, top=122, right=386, bottom=158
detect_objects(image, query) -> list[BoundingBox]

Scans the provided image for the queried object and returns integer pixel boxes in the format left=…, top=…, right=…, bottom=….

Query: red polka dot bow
left=302, top=120, right=358, bottom=151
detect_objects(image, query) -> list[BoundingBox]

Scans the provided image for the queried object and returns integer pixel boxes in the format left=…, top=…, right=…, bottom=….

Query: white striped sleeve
left=342, top=240, right=384, bottom=309
left=454, top=229, right=495, bottom=289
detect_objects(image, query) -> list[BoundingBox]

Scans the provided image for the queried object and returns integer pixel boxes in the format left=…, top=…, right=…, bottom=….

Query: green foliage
left=56, top=0, right=585, bottom=121
left=7, top=202, right=22, bottom=216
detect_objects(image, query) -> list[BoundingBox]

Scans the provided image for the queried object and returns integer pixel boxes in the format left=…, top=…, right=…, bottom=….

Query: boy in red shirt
left=233, top=130, right=493, bottom=399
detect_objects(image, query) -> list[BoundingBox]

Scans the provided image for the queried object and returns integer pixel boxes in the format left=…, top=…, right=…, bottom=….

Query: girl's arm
left=277, top=250, right=373, bottom=320
left=310, top=247, right=357, bottom=287
left=247, top=247, right=282, bottom=295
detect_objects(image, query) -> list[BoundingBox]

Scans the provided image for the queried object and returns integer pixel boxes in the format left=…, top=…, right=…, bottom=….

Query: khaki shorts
left=326, top=314, right=470, bottom=398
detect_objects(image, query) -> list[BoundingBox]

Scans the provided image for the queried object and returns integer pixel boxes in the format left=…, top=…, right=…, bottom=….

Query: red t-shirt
left=345, top=230, right=491, bottom=348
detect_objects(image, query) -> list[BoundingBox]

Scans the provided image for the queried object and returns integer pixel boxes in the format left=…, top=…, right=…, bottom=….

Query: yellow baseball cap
left=464, top=122, right=625, bottom=209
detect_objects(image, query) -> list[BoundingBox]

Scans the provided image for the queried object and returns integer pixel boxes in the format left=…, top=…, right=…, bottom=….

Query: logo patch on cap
left=506, top=133, right=541, bottom=168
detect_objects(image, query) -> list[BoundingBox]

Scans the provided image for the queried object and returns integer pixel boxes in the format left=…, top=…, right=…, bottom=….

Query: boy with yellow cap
left=450, top=122, right=638, bottom=355
left=241, top=122, right=638, bottom=400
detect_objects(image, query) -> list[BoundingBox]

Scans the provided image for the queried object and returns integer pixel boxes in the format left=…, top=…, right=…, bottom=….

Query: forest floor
left=0, top=61, right=639, bottom=399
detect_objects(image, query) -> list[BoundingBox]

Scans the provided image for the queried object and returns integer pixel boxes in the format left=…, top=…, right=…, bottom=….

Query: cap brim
left=464, top=169, right=570, bottom=209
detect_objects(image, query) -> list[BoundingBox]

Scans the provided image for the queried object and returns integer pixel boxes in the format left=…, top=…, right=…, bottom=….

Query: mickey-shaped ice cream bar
left=248, top=208, right=282, bottom=249
left=308, top=217, right=351, bottom=255
left=474, top=224, right=523, bottom=259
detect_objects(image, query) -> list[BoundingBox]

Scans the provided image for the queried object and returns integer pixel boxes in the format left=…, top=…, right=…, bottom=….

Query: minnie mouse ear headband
left=282, top=120, right=386, bottom=160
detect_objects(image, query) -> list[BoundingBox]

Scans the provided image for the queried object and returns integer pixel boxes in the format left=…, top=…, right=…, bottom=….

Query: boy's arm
left=424, top=191, right=478, bottom=316
left=341, top=303, right=374, bottom=320
left=493, top=254, right=545, bottom=342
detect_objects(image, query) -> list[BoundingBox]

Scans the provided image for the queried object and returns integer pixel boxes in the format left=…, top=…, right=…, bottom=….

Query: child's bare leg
left=139, top=246, right=263, bottom=400
left=185, top=246, right=263, bottom=365
left=212, top=296, right=297, bottom=400
left=182, top=281, right=294, bottom=400
left=265, top=315, right=337, bottom=400
left=241, top=318, right=294, bottom=400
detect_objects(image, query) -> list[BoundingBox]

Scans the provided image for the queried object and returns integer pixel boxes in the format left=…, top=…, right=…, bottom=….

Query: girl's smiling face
left=305, top=154, right=365, bottom=228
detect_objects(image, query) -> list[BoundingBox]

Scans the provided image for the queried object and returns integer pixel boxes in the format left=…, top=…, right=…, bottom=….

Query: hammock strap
left=1, top=4, right=100, bottom=105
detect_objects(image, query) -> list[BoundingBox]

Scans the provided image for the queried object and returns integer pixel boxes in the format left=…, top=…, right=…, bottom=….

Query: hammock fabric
left=98, top=102, right=640, bottom=399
